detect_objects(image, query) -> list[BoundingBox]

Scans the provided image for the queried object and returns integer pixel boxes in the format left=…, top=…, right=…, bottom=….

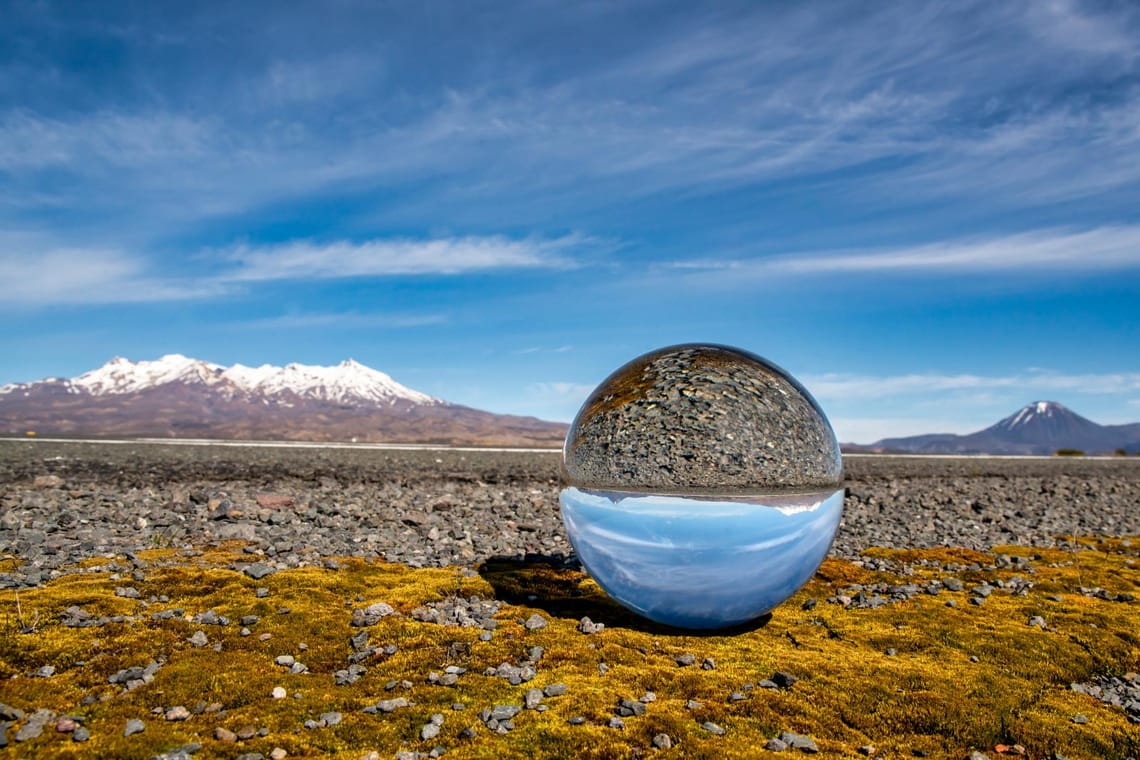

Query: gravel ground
left=2, top=440, right=1139, bottom=588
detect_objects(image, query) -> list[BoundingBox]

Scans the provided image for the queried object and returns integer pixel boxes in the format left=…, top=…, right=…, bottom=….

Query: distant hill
left=0, top=355, right=567, bottom=447
left=854, top=401, right=1140, bottom=455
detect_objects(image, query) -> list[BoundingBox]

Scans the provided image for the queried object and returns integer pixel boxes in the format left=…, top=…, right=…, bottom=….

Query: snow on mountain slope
left=2, top=355, right=438, bottom=407
left=71, top=354, right=225, bottom=395
left=992, top=401, right=1071, bottom=432
left=225, top=359, right=436, bottom=405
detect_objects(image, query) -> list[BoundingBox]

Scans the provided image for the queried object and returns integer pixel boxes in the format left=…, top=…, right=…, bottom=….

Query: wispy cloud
left=803, top=370, right=1140, bottom=401
left=220, top=235, right=585, bottom=282
left=0, top=240, right=226, bottom=307
left=4, top=2, right=1139, bottom=240
left=666, top=225, right=1140, bottom=281
left=514, top=345, right=574, bottom=355
left=239, top=311, right=448, bottom=329
left=829, top=416, right=983, bottom=443
left=3, top=231, right=587, bottom=306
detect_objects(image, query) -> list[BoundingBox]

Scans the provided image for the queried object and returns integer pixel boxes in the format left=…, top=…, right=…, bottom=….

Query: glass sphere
left=560, top=344, right=843, bottom=629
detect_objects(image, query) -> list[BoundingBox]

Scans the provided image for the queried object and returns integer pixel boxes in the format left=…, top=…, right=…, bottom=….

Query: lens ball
left=560, top=344, right=843, bottom=629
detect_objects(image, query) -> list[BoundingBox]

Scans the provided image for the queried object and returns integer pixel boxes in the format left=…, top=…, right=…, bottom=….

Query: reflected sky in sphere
left=560, top=487, right=844, bottom=629
left=560, top=344, right=844, bottom=629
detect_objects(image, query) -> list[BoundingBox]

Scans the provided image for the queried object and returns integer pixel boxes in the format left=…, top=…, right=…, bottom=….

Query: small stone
left=1072, top=714, right=1088, bottom=724
left=701, top=721, right=725, bottom=735
left=189, top=630, right=209, bottom=647
left=1028, top=616, right=1047, bottom=629
left=34, top=474, right=64, bottom=488
left=543, top=683, right=567, bottom=697
left=615, top=698, right=647, bottom=717
left=652, top=733, right=672, bottom=749
left=236, top=725, right=258, bottom=740
left=123, top=718, right=145, bottom=736
left=524, top=688, right=543, bottom=709
left=375, top=698, right=409, bottom=713
left=577, top=616, right=604, bottom=634
left=319, top=712, right=342, bottom=726
left=272, top=687, right=287, bottom=699
left=675, top=653, right=696, bottom=667
left=524, top=613, right=547, bottom=630
left=489, top=705, right=521, bottom=722
left=215, top=727, right=238, bottom=742
left=421, top=722, right=441, bottom=741
left=568, top=716, right=586, bottom=725
left=765, top=738, right=789, bottom=751
left=72, top=726, right=91, bottom=742
left=165, top=705, right=190, bottom=721
left=858, top=746, right=876, bottom=756
left=15, top=709, right=55, bottom=742
left=270, top=749, right=288, bottom=760
left=701, top=657, right=716, bottom=670
left=608, top=717, right=625, bottom=729
left=779, top=732, right=819, bottom=753
left=685, top=699, right=704, bottom=710
left=351, top=603, right=395, bottom=627
left=275, top=655, right=295, bottom=667
left=969, top=752, right=991, bottom=760
left=772, top=672, right=799, bottom=688
left=56, top=717, right=78, bottom=733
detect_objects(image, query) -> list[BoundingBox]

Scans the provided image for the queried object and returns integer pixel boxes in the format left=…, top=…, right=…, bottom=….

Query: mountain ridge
left=858, top=401, right=1140, bottom=455
left=0, top=355, right=566, bottom=447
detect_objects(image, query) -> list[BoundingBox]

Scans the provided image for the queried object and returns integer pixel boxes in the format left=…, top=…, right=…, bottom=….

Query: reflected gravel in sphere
left=562, top=344, right=841, bottom=495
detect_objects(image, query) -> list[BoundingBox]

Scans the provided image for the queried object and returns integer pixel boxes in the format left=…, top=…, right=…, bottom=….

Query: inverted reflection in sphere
left=560, top=344, right=844, bottom=629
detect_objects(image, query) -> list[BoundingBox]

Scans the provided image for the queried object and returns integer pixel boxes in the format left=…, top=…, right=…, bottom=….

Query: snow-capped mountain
left=3, top=354, right=437, bottom=407
left=865, top=401, right=1140, bottom=455
left=0, top=355, right=565, bottom=446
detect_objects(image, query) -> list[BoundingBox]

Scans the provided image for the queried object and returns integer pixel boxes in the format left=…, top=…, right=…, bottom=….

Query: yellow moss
left=0, top=540, right=1137, bottom=759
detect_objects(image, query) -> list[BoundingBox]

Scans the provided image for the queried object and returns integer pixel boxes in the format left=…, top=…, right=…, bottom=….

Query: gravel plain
left=2, top=440, right=1139, bottom=756
left=2, top=439, right=1139, bottom=587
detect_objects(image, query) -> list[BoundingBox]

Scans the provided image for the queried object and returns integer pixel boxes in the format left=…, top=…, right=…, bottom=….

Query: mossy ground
left=1, top=539, right=1138, bottom=759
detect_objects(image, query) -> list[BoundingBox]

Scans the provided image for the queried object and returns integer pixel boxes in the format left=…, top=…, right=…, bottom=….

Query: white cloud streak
left=220, top=235, right=582, bottom=282
left=803, top=370, right=1140, bottom=401
left=778, top=227, right=1140, bottom=274
left=667, top=225, right=1140, bottom=280
left=0, top=242, right=225, bottom=306
left=239, top=311, right=448, bottom=329
left=2, top=231, right=584, bottom=306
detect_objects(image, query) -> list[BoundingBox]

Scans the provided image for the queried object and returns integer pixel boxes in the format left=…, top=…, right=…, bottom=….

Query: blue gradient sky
left=3, top=1, right=1139, bottom=442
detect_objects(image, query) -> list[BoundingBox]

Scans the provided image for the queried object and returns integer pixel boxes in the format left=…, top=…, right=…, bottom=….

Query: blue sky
left=3, top=0, right=1140, bottom=442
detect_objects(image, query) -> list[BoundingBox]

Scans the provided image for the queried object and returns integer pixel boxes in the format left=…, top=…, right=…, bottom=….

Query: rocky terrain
left=2, top=441, right=1139, bottom=586
left=0, top=441, right=1138, bottom=759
